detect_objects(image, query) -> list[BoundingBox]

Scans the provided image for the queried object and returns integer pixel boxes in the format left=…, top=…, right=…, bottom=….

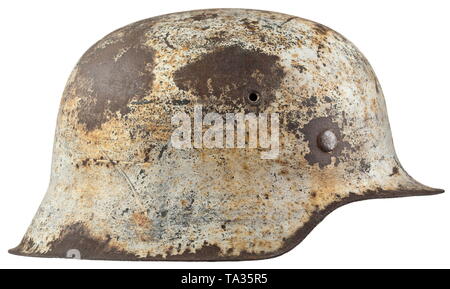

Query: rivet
left=318, top=130, right=337, bottom=152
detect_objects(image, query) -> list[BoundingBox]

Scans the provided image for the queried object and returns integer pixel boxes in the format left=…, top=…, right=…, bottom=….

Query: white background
left=0, top=0, right=448, bottom=269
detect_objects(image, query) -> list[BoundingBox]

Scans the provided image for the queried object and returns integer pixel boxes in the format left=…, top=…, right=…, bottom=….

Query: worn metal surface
left=10, top=9, right=443, bottom=261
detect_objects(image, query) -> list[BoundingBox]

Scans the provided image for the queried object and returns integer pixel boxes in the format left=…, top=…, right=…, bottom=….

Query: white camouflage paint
left=10, top=9, right=442, bottom=260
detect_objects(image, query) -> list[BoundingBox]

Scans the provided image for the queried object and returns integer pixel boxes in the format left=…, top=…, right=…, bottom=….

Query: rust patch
left=173, top=45, right=285, bottom=112
left=45, top=223, right=132, bottom=259
left=240, top=18, right=259, bottom=31
left=390, top=166, right=399, bottom=176
left=312, top=23, right=331, bottom=36
left=10, top=223, right=138, bottom=260
left=74, top=27, right=155, bottom=131
left=302, top=95, right=318, bottom=107
left=359, top=159, right=371, bottom=173
left=299, top=117, right=351, bottom=168
left=293, top=64, right=307, bottom=73
left=132, top=212, right=152, bottom=229
left=279, top=17, right=296, bottom=27
left=160, top=244, right=222, bottom=260
left=189, top=13, right=219, bottom=21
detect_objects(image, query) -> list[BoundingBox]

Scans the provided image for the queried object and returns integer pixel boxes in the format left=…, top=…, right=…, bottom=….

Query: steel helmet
left=10, top=9, right=443, bottom=261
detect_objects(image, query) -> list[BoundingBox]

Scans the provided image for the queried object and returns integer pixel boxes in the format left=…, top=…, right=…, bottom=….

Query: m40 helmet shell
left=10, top=9, right=443, bottom=261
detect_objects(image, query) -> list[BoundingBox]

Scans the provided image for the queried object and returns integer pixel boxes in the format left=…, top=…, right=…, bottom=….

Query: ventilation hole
left=248, top=91, right=260, bottom=103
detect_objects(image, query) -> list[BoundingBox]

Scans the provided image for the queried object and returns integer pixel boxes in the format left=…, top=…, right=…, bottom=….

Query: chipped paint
left=173, top=45, right=285, bottom=112
left=10, top=9, right=443, bottom=261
